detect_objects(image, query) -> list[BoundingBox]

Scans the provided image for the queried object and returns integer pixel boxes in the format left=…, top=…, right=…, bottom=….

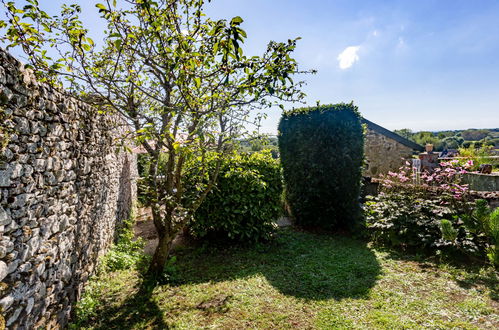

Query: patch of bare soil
left=134, top=207, right=195, bottom=255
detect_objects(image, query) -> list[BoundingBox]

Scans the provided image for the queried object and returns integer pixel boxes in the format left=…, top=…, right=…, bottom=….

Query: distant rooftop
left=361, top=118, right=424, bottom=152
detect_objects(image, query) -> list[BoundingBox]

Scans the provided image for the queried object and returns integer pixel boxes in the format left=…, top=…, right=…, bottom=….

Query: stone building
left=362, top=118, right=423, bottom=178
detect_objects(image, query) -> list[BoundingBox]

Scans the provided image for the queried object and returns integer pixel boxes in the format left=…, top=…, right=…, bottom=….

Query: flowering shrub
left=365, top=160, right=474, bottom=253
left=383, top=159, right=472, bottom=198
left=365, top=159, right=499, bottom=266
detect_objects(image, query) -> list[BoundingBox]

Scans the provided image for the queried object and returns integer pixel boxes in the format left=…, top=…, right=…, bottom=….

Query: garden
left=70, top=104, right=499, bottom=329
left=0, top=1, right=497, bottom=328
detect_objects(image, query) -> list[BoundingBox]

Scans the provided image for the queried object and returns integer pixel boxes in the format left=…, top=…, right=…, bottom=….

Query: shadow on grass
left=172, top=228, right=381, bottom=300
left=377, top=246, right=499, bottom=301
left=86, top=278, right=167, bottom=330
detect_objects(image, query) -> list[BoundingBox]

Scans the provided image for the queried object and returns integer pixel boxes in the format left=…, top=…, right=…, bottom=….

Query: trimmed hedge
left=190, top=150, right=282, bottom=242
left=278, top=103, right=364, bottom=230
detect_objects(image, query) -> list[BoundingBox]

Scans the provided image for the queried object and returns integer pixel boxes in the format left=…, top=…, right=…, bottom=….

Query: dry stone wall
left=363, top=128, right=414, bottom=177
left=0, top=49, right=137, bottom=328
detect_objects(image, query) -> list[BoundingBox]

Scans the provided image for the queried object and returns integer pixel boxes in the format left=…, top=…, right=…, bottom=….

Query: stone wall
left=462, top=172, right=499, bottom=192
left=0, top=49, right=137, bottom=328
left=363, top=128, right=414, bottom=178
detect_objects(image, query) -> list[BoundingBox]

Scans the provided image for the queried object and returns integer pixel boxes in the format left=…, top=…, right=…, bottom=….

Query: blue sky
left=4, top=0, right=499, bottom=133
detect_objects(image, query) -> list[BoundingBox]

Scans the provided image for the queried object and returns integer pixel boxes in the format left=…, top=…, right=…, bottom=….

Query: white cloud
left=337, top=46, right=361, bottom=69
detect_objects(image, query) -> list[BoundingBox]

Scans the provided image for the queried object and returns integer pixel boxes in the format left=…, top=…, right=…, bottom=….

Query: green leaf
left=231, top=16, right=243, bottom=25
left=114, top=38, right=122, bottom=50
left=194, top=77, right=201, bottom=88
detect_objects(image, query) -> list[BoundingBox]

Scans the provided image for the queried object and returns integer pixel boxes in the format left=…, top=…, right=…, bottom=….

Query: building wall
left=462, top=173, right=499, bottom=192
left=363, top=128, right=414, bottom=177
left=0, top=49, right=137, bottom=328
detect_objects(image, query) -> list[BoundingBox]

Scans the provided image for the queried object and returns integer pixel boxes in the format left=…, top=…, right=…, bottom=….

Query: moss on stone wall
left=0, top=106, right=10, bottom=165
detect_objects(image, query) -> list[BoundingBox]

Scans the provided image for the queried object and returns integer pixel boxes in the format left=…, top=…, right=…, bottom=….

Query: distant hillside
left=393, top=128, right=499, bottom=151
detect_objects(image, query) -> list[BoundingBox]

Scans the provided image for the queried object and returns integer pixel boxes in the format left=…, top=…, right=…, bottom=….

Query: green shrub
left=365, top=160, right=499, bottom=266
left=100, top=217, right=146, bottom=272
left=486, top=208, right=499, bottom=266
left=190, top=150, right=282, bottom=242
left=457, top=145, right=498, bottom=171
left=440, top=219, right=458, bottom=241
left=458, top=200, right=499, bottom=267
left=278, top=103, right=364, bottom=230
left=365, top=161, right=476, bottom=255
left=365, top=191, right=452, bottom=249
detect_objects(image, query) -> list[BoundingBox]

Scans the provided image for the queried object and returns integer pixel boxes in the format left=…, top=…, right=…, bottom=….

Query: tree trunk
left=148, top=233, right=173, bottom=277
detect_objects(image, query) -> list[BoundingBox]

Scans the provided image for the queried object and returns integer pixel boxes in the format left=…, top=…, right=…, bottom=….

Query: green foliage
left=365, top=162, right=477, bottom=256
left=366, top=184, right=499, bottom=266
left=486, top=209, right=499, bottom=266
left=136, top=152, right=170, bottom=206
left=238, top=135, right=279, bottom=158
left=365, top=191, right=455, bottom=249
left=440, top=136, right=461, bottom=149
left=190, top=150, right=282, bottom=242
left=487, top=137, right=499, bottom=148
left=158, top=256, right=181, bottom=284
left=393, top=128, right=413, bottom=140
left=392, top=128, right=498, bottom=151
left=465, top=203, right=499, bottom=267
left=440, top=219, right=458, bottom=241
left=0, top=0, right=312, bottom=274
left=461, top=129, right=490, bottom=141
left=71, top=216, right=147, bottom=326
left=100, top=217, right=146, bottom=272
left=69, top=228, right=498, bottom=329
left=278, top=103, right=364, bottom=230
left=458, top=145, right=497, bottom=171
left=411, top=131, right=441, bottom=149
left=0, top=106, right=11, bottom=165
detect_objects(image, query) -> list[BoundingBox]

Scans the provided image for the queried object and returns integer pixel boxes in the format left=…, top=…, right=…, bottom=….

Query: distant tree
left=441, top=136, right=460, bottom=149
left=437, top=131, right=455, bottom=139
left=393, top=128, right=413, bottom=140
left=412, top=131, right=439, bottom=147
left=1, top=0, right=311, bottom=275
left=487, top=138, right=499, bottom=148
left=462, top=129, right=490, bottom=141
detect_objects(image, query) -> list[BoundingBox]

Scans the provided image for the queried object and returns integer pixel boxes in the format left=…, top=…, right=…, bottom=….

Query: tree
left=461, top=129, right=490, bottom=141
left=1, top=0, right=311, bottom=275
left=440, top=136, right=460, bottom=149
left=412, top=131, right=441, bottom=149
left=393, top=128, right=413, bottom=140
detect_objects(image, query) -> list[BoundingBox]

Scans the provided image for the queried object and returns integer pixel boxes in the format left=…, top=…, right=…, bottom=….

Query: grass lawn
left=70, top=228, right=499, bottom=329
